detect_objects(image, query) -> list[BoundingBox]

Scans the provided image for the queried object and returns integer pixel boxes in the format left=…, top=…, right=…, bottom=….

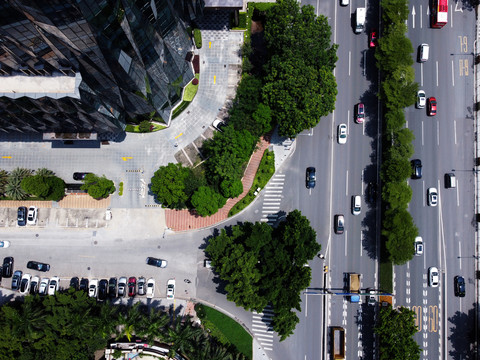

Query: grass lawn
left=183, top=74, right=200, bottom=101
left=125, top=123, right=166, bottom=133
left=196, top=303, right=252, bottom=359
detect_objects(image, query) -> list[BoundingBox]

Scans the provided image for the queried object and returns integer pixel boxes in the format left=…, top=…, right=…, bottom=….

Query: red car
left=369, top=30, right=378, bottom=48
left=355, top=103, right=365, bottom=123
left=427, top=97, right=437, bottom=116
left=128, top=277, right=136, bottom=297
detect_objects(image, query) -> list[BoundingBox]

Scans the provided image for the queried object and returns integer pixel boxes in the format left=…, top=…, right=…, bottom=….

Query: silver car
left=118, top=277, right=127, bottom=297
left=138, top=277, right=146, bottom=296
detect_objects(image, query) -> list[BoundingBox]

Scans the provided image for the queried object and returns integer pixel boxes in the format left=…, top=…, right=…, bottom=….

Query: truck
left=355, top=8, right=366, bottom=34
left=349, top=273, right=361, bottom=303
left=332, top=327, right=345, bottom=359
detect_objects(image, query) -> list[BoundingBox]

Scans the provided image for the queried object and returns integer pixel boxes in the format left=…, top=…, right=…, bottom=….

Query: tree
left=151, top=163, right=192, bottom=208
left=191, top=186, right=226, bottom=217
left=272, top=309, right=300, bottom=342
left=375, top=306, right=421, bottom=360
left=21, top=175, right=65, bottom=201
left=375, top=22, right=413, bottom=73
left=220, top=178, right=243, bottom=198
left=381, top=0, right=410, bottom=24
left=138, top=120, right=151, bottom=132
left=251, top=103, right=273, bottom=136
left=383, top=209, right=418, bottom=264
left=81, top=174, right=115, bottom=199
left=381, top=156, right=411, bottom=183
left=5, top=167, right=32, bottom=200
left=0, top=169, right=8, bottom=196
left=35, top=168, right=55, bottom=177
left=382, top=181, right=412, bottom=210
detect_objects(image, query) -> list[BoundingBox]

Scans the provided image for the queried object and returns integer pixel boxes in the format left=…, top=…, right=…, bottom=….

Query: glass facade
left=0, top=0, right=204, bottom=137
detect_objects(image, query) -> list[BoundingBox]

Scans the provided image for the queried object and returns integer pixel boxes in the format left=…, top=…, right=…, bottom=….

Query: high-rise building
left=0, top=0, right=203, bottom=139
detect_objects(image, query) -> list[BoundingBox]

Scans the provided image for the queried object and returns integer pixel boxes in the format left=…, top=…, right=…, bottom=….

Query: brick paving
left=165, top=135, right=270, bottom=231
left=0, top=194, right=111, bottom=209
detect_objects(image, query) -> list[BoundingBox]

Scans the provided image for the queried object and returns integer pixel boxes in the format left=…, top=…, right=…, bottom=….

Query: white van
left=352, top=195, right=361, bottom=215
left=445, top=173, right=456, bottom=188
left=419, top=44, right=429, bottom=62
left=340, top=0, right=349, bottom=5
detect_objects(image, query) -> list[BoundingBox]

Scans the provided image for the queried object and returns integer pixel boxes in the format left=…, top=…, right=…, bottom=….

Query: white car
left=429, top=267, right=439, bottom=287
left=39, top=278, right=49, bottom=295
left=30, top=276, right=40, bottom=295
left=146, top=278, right=155, bottom=299
left=89, top=279, right=98, bottom=298
left=367, top=288, right=375, bottom=306
left=20, top=273, right=31, bottom=294
left=118, top=277, right=127, bottom=297
left=27, top=206, right=38, bottom=225
left=337, top=124, right=347, bottom=144
left=352, top=195, right=361, bottom=216
left=415, top=237, right=423, bottom=256
left=166, top=279, right=175, bottom=299
left=427, top=187, right=438, bottom=207
left=138, top=277, right=146, bottom=296
left=47, top=276, right=59, bottom=295
left=0, top=241, right=10, bottom=248
left=416, top=90, right=426, bottom=108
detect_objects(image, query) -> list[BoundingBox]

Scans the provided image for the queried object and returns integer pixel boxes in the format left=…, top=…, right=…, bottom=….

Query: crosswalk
left=252, top=305, right=275, bottom=352
left=260, top=174, right=285, bottom=225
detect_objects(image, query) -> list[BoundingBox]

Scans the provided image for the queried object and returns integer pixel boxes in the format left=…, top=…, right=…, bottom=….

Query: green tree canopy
left=191, top=186, right=226, bottom=217
left=382, top=209, right=418, bottom=264
left=81, top=174, right=115, bottom=199
left=21, top=175, right=65, bottom=201
left=151, top=163, right=192, bottom=209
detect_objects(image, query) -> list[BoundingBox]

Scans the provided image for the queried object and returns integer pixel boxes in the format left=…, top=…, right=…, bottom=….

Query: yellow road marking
left=209, top=41, right=212, bottom=48
left=1, top=156, right=11, bottom=159
left=214, top=75, right=216, bottom=84
left=122, top=157, right=133, bottom=161
left=174, top=133, right=183, bottom=139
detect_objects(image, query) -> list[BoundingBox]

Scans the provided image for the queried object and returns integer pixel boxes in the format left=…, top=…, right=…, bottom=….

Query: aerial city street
left=0, top=0, right=476, bottom=359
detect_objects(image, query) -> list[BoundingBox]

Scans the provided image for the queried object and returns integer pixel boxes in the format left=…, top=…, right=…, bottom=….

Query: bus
left=431, top=0, right=448, bottom=28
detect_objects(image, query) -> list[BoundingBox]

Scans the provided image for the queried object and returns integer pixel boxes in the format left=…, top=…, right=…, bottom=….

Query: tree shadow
left=448, top=305, right=476, bottom=359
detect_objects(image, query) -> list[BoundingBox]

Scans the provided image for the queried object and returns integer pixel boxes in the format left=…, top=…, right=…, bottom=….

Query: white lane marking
left=420, top=5, right=423, bottom=28
left=349, top=51, right=351, bottom=76
left=451, top=60, right=455, bottom=87
left=360, top=231, right=363, bottom=257
left=346, top=170, right=349, bottom=196
left=361, top=169, right=364, bottom=195
left=454, top=120, right=457, bottom=145
left=451, top=4, right=454, bottom=27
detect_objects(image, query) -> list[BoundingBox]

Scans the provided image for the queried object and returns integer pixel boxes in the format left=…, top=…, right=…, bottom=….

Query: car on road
left=368, top=30, right=377, bottom=48
left=48, top=276, right=59, bottom=295
left=138, top=277, right=146, bottom=296
left=415, top=237, right=423, bottom=256
left=334, top=214, right=344, bottom=234
left=73, top=172, right=91, bottom=180
left=146, top=257, right=168, bottom=268
left=3, top=257, right=13, bottom=278
left=212, top=119, right=227, bottom=132
left=20, top=273, right=31, bottom=294
left=417, top=90, right=426, bottom=108
left=305, top=167, right=316, bottom=189
left=428, top=187, right=438, bottom=207
left=17, top=206, right=27, bottom=226
left=427, top=97, right=437, bottom=116
left=337, top=124, right=347, bottom=144
left=11, top=270, right=22, bottom=290
left=355, top=103, right=365, bottom=123
left=30, top=276, right=39, bottom=295
left=367, top=288, right=376, bottom=306
left=79, top=278, right=88, bottom=292
left=366, top=182, right=376, bottom=204
left=98, top=279, right=108, bottom=300
left=109, top=277, right=117, bottom=298
left=128, top=277, right=137, bottom=297
left=69, top=277, right=79, bottom=290
left=27, top=206, right=37, bottom=225
left=352, top=195, right=361, bottom=216
left=146, top=278, right=155, bottom=299
left=118, top=277, right=127, bottom=297
left=167, top=279, right=175, bottom=299
left=428, top=267, right=439, bottom=287
left=39, top=278, right=49, bottom=295
left=27, top=260, right=50, bottom=272
left=0, top=241, right=10, bottom=248
left=88, top=279, right=98, bottom=298
left=454, top=276, right=465, bottom=297
left=411, top=159, right=422, bottom=179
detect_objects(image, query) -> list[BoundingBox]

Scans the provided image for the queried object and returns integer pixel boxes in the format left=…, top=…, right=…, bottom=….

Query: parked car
left=427, top=97, right=437, bottom=116
left=30, top=276, right=39, bottom=295
left=0, top=241, right=10, bottom=248
left=98, top=279, right=108, bottom=300
left=48, top=276, right=59, bottom=295
left=368, top=30, right=378, bottom=48
left=3, top=257, right=13, bottom=278
left=69, top=277, right=79, bottom=290
left=167, top=279, right=175, bottom=299
left=415, top=237, right=424, bottom=256
left=367, top=288, right=376, bottom=306
left=355, top=103, right=365, bottom=123
left=128, top=277, right=137, bottom=297
left=11, top=270, right=22, bottom=290
left=454, top=276, right=465, bottom=297
left=334, top=214, right=345, bottom=234
left=212, top=119, right=227, bottom=132
left=428, top=187, right=438, bottom=207
left=417, top=90, right=426, bottom=108
left=17, top=206, right=27, bottom=226
left=146, top=278, right=155, bottom=299
left=146, top=257, right=168, bottom=268
left=108, top=277, right=117, bottom=298
left=305, top=167, right=316, bottom=189
left=366, top=182, right=377, bottom=204
left=118, top=277, right=127, bottom=297
left=411, top=159, right=422, bottom=179
left=88, top=279, right=98, bottom=298
left=79, top=278, right=89, bottom=291
left=27, top=260, right=50, bottom=272
left=73, top=172, right=91, bottom=180
left=20, top=273, right=31, bottom=294
left=39, top=278, right=49, bottom=295
left=138, top=277, right=146, bottom=296
left=337, top=124, right=348, bottom=144
left=27, top=206, right=37, bottom=225
left=428, top=267, right=439, bottom=287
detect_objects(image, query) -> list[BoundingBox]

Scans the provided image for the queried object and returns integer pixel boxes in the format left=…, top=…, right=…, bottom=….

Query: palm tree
left=36, top=168, right=55, bottom=177
left=0, top=169, right=8, bottom=196
left=5, top=177, right=28, bottom=200
left=116, top=302, right=144, bottom=341
left=167, top=317, right=204, bottom=357
left=11, top=297, right=47, bottom=342
left=9, top=167, right=33, bottom=179
left=137, top=307, right=170, bottom=343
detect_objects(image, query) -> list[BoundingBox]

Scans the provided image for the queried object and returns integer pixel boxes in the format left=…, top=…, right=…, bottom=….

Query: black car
left=146, top=257, right=167, bottom=268
left=98, top=279, right=108, bottom=300
left=3, top=257, right=13, bottom=278
left=366, top=182, right=377, bottom=204
left=411, top=159, right=422, bottom=179
left=454, top=276, right=465, bottom=297
left=79, top=278, right=89, bottom=291
left=305, top=167, right=316, bottom=189
left=11, top=270, right=22, bottom=290
left=27, top=261, right=50, bottom=272
left=73, top=172, right=91, bottom=181
left=108, top=277, right=117, bottom=298
left=17, top=206, right=27, bottom=226
left=69, top=277, right=79, bottom=290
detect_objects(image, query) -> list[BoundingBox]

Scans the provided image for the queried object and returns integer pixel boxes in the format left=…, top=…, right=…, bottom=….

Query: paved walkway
left=165, top=134, right=270, bottom=231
